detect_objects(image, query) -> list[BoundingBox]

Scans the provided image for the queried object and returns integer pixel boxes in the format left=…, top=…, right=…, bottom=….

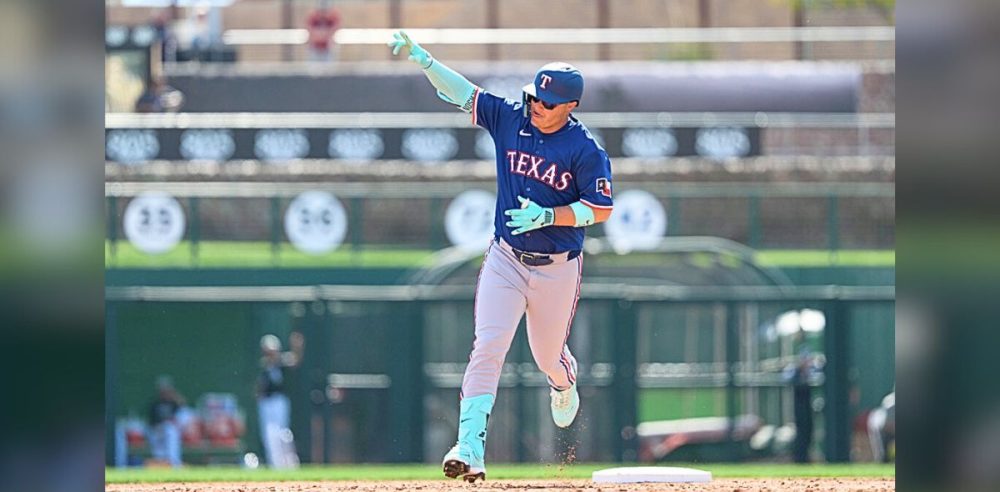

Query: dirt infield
left=106, top=478, right=894, bottom=491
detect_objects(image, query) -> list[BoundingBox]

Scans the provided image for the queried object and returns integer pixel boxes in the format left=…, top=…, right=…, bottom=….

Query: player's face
left=529, top=96, right=578, bottom=133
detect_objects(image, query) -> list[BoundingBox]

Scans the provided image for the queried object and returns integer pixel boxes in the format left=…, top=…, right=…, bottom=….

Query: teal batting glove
left=388, top=30, right=433, bottom=69
left=504, top=196, right=554, bottom=235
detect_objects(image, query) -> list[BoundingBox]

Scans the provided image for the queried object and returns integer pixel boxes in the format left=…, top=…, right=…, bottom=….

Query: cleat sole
left=443, top=459, right=468, bottom=479
left=463, top=472, right=486, bottom=483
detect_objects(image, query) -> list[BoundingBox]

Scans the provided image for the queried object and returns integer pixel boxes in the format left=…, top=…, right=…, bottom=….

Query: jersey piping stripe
left=471, top=87, right=481, bottom=126
left=463, top=239, right=493, bottom=401
left=580, top=198, right=613, bottom=210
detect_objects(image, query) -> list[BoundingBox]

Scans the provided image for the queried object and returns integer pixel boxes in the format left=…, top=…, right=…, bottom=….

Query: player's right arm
left=388, top=30, right=479, bottom=113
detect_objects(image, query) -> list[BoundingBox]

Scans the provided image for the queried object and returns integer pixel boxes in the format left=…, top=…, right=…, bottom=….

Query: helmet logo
left=539, top=74, right=553, bottom=89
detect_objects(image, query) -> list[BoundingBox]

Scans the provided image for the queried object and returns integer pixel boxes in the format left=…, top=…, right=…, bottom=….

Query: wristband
left=569, top=201, right=595, bottom=227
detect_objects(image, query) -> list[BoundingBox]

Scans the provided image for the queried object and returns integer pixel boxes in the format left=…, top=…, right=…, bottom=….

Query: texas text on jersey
left=473, top=89, right=613, bottom=254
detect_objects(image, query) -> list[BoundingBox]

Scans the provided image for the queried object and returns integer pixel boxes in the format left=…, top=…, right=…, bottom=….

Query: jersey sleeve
left=472, top=89, right=524, bottom=135
left=575, top=148, right=614, bottom=210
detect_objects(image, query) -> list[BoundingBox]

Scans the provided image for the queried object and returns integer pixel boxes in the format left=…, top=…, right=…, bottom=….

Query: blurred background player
left=389, top=31, right=614, bottom=482
left=148, top=375, right=186, bottom=467
left=256, top=332, right=304, bottom=468
left=784, top=334, right=823, bottom=463
left=867, top=390, right=895, bottom=463
left=306, top=0, right=341, bottom=63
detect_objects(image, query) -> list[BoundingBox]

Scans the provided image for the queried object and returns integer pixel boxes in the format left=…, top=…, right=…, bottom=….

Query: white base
left=592, top=466, right=712, bottom=483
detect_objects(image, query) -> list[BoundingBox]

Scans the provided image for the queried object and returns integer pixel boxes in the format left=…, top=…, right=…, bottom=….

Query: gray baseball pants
left=461, top=238, right=582, bottom=398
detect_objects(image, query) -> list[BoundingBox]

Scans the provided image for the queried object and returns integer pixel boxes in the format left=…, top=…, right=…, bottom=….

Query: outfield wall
left=106, top=265, right=894, bottom=465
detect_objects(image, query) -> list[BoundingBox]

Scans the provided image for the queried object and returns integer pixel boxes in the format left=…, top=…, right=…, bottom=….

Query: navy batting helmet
left=522, top=62, right=584, bottom=105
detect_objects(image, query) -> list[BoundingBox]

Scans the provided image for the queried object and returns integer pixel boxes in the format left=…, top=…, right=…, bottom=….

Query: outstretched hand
left=388, top=30, right=432, bottom=68
left=504, top=196, right=555, bottom=235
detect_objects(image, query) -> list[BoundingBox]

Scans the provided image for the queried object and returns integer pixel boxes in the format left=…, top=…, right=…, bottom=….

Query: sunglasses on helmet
left=527, top=94, right=559, bottom=110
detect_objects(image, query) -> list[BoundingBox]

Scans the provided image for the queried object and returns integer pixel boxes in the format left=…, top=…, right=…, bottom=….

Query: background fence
left=106, top=282, right=894, bottom=464
left=105, top=180, right=894, bottom=267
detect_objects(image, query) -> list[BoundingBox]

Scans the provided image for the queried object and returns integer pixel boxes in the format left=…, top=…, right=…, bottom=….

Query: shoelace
left=552, top=388, right=572, bottom=409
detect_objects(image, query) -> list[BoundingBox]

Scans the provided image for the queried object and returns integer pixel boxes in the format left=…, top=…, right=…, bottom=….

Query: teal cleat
left=442, top=441, right=485, bottom=483
left=442, top=394, right=493, bottom=482
left=550, top=382, right=580, bottom=428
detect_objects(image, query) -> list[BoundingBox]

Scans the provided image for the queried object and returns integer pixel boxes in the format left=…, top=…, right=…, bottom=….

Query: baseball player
left=389, top=32, right=614, bottom=482
left=256, top=333, right=303, bottom=468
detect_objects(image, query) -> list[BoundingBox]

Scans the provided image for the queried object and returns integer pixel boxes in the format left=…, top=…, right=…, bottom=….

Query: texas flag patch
left=596, top=178, right=612, bottom=198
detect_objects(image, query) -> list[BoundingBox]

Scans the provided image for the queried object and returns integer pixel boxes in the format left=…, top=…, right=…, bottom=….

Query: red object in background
left=202, top=409, right=245, bottom=448
left=125, top=427, right=146, bottom=446
left=181, top=418, right=204, bottom=446
left=853, top=410, right=872, bottom=433
left=306, top=8, right=341, bottom=51
left=203, top=415, right=236, bottom=447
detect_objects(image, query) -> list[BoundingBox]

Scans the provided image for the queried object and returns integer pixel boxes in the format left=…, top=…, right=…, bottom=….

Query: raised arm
left=388, top=30, right=479, bottom=112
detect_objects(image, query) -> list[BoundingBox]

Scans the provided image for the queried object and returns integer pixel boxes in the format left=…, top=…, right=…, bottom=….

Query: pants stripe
left=556, top=255, right=583, bottom=388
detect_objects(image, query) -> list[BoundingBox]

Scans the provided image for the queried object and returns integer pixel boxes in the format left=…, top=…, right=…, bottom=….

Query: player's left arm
left=504, top=151, right=613, bottom=235
left=553, top=202, right=612, bottom=226
left=504, top=196, right=611, bottom=235
left=559, top=150, right=614, bottom=226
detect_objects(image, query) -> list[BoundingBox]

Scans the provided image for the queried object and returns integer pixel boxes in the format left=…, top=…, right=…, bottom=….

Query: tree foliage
left=783, top=0, right=896, bottom=21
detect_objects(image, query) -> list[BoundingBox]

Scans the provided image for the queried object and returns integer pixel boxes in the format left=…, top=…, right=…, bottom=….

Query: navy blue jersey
left=472, top=89, right=613, bottom=254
